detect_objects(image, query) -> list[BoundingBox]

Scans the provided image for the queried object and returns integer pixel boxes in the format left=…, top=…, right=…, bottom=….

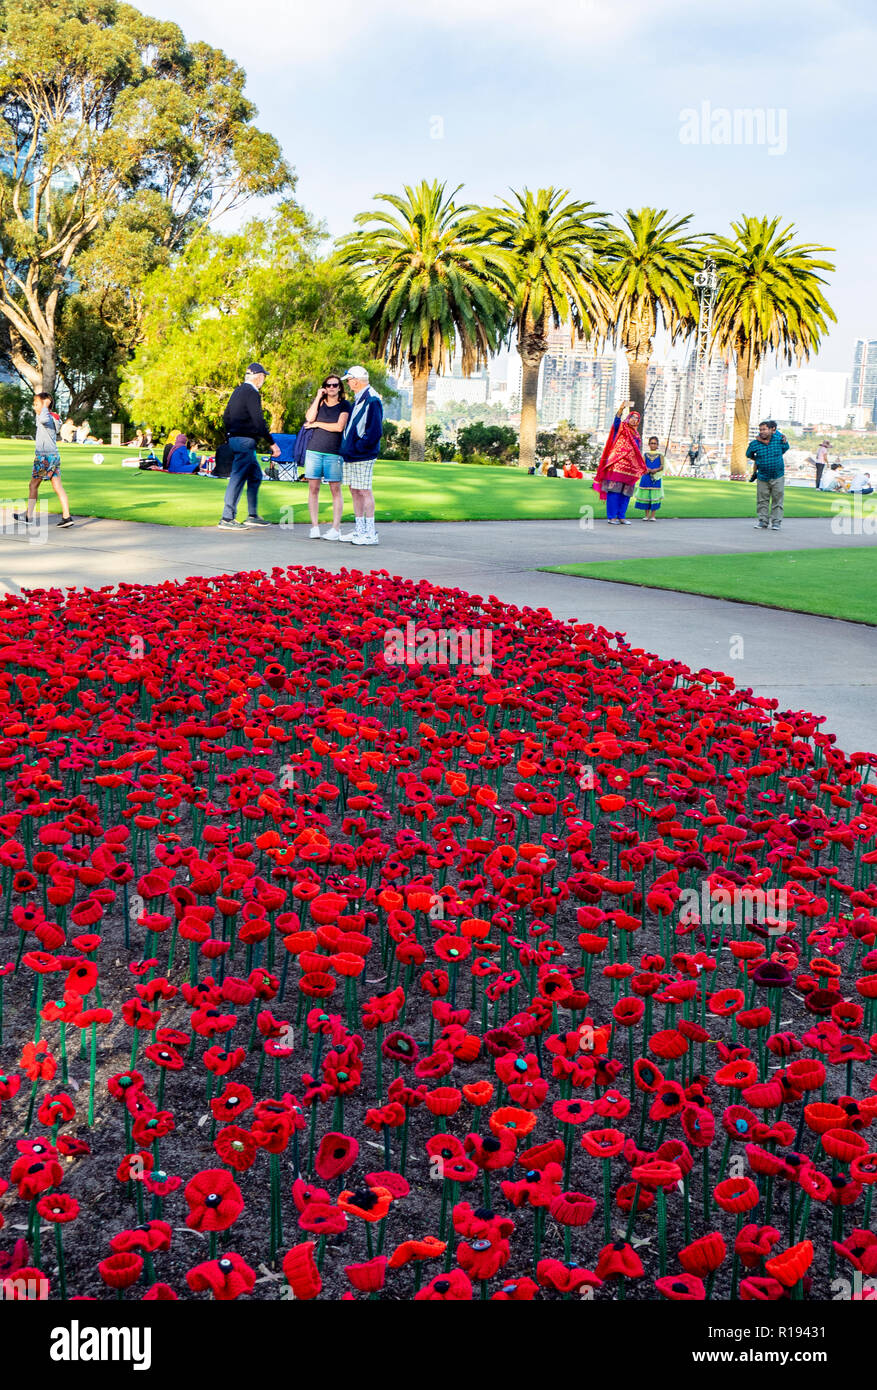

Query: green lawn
left=0, top=438, right=857, bottom=526
left=544, top=547, right=877, bottom=624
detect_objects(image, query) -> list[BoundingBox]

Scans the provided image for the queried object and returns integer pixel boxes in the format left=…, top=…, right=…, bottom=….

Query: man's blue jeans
left=222, top=437, right=263, bottom=521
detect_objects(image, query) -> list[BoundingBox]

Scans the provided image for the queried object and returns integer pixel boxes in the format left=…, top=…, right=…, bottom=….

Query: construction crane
left=686, top=257, right=719, bottom=476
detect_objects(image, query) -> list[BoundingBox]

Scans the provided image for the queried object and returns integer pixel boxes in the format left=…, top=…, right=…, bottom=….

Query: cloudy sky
left=151, top=0, right=876, bottom=372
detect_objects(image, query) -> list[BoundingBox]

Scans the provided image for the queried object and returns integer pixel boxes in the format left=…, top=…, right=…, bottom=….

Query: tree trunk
left=409, top=365, right=429, bottom=461
left=626, top=356, right=648, bottom=421
left=518, top=350, right=542, bottom=472
left=6, top=336, right=42, bottom=393
left=39, top=333, right=56, bottom=393
left=731, top=346, right=756, bottom=480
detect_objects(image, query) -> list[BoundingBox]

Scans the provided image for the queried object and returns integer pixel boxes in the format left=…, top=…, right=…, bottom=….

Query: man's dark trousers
left=222, top=436, right=263, bottom=522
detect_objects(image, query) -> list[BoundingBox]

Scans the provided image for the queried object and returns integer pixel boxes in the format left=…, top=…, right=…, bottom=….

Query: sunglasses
left=325, top=382, right=341, bottom=388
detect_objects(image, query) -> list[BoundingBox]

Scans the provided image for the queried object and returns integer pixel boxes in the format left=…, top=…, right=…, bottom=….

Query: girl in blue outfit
left=635, top=435, right=664, bottom=520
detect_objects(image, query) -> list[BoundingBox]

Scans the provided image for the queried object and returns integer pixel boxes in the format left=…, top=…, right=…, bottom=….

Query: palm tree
left=604, top=208, right=703, bottom=422
left=336, top=181, right=509, bottom=461
left=478, top=188, right=610, bottom=472
left=710, top=217, right=836, bottom=478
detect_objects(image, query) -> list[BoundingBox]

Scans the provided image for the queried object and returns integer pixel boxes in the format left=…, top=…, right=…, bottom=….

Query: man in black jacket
left=218, top=364, right=280, bottom=530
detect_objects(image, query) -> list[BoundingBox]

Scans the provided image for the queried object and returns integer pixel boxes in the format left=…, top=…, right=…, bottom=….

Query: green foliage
left=431, top=398, right=518, bottom=431
left=457, top=421, right=518, bottom=461
left=337, top=180, right=510, bottom=460
left=458, top=452, right=517, bottom=467
left=605, top=208, right=703, bottom=358
left=0, top=0, right=290, bottom=390
left=389, top=425, right=410, bottom=456
left=477, top=188, right=610, bottom=356
left=381, top=421, right=442, bottom=459
left=122, top=204, right=389, bottom=445
left=337, top=181, right=510, bottom=379
left=475, top=187, right=609, bottom=470
left=709, top=216, right=836, bottom=367
left=0, top=381, right=31, bottom=436
left=537, top=420, right=593, bottom=468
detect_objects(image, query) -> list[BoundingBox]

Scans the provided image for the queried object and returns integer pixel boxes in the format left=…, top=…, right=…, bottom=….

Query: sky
left=148, top=0, right=877, bottom=374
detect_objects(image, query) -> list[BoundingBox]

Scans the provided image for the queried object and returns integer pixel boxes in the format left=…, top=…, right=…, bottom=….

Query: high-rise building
left=643, top=354, right=735, bottom=445
left=427, top=360, right=489, bottom=407
left=758, top=369, right=850, bottom=428
left=383, top=371, right=411, bottom=421
left=522, top=327, right=624, bottom=435
left=849, top=340, right=877, bottom=425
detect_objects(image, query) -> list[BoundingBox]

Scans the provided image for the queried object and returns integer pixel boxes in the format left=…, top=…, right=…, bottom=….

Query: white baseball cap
left=342, top=366, right=369, bottom=381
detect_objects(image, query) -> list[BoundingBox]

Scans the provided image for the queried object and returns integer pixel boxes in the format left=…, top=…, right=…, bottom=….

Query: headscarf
left=592, top=410, right=646, bottom=499
left=173, top=433, right=187, bottom=449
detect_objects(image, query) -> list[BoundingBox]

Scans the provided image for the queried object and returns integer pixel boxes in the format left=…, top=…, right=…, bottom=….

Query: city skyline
left=397, top=337, right=865, bottom=444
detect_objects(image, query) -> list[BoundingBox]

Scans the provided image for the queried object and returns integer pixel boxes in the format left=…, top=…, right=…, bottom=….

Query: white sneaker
left=309, top=526, right=322, bottom=539
left=351, top=532, right=379, bottom=545
left=338, top=530, right=356, bottom=542
left=321, top=528, right=341, bottom=541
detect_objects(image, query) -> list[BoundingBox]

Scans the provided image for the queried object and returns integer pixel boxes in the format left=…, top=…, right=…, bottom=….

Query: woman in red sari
left=593, top=400, right=647, bottom=525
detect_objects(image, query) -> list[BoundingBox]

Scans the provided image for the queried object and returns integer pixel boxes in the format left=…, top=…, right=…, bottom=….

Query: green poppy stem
left=602, top=1159, right=614, bottom=1244
left=88, top=1022, right=97, bottom=1126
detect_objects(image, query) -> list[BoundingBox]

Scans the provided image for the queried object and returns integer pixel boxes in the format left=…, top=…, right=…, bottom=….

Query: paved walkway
left=1, top=514, right=875, bottom=754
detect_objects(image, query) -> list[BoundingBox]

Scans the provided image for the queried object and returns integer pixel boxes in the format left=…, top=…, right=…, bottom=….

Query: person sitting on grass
left=75, top=419, right=101, bottom=444
left=635, top=435, right=664, bottom=521
left=819, top=461, right=843, bottom=491
left=14, top=392, right=74, bottom=529
left=849, top=470, right=874, bottom=495
left=166, top=433, right=200, bottom=473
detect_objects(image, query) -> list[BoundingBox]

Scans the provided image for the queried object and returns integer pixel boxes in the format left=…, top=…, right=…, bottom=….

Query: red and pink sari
left=592, top=410, right=647, bottom=500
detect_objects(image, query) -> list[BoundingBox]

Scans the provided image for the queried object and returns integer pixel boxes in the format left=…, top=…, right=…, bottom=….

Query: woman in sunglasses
left=302, top=375, right=349, bottom=540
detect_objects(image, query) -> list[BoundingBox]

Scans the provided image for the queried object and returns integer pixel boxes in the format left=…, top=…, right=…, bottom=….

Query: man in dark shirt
left=218, top=363, right=280, bottom=530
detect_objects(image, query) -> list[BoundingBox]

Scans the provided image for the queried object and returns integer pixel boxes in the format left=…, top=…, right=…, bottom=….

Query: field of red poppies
left=0, top=564, right=875, bottom=1303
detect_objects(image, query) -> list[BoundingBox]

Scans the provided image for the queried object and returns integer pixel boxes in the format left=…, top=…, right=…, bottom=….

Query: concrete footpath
left=1, top=514, right=874, bottom=755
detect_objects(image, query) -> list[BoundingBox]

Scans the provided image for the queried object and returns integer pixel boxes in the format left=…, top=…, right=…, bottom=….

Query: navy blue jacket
left=293, top=428, right=311, bottom=469
left=340, top=388, right=383, bottom=461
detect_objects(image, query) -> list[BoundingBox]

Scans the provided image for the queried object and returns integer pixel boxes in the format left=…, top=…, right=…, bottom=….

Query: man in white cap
left=338, top=366, right=383, bottom=545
